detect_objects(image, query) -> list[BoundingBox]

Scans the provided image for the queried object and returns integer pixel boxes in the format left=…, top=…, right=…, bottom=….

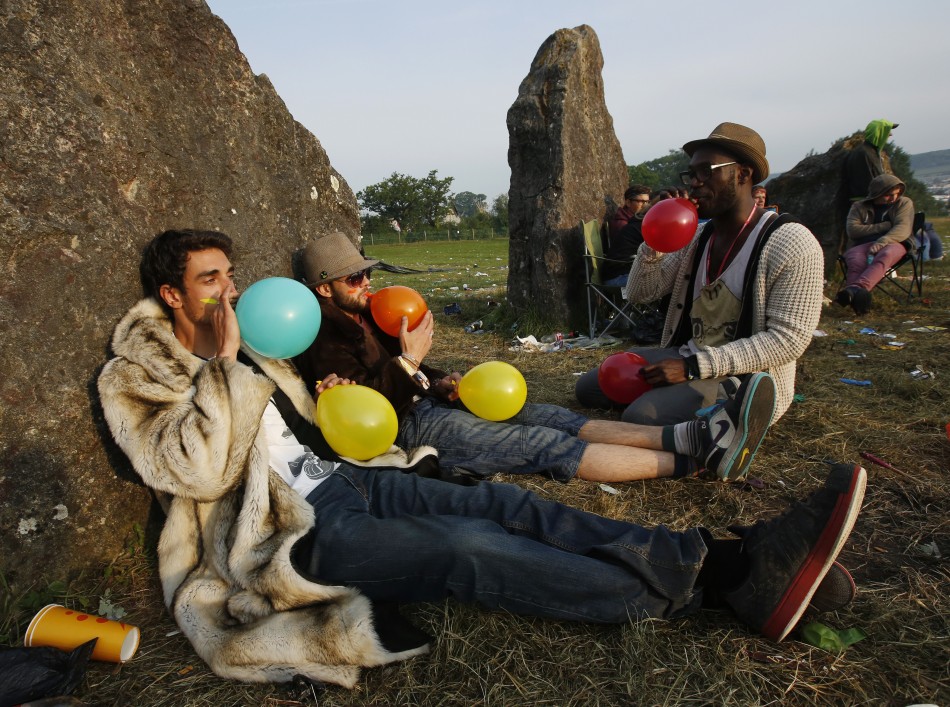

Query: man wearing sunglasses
left=295, top=232, right=778, bottom=484
left=97, top=228, right=865, bottom=688
left=576, top=123, right=824, bottom=438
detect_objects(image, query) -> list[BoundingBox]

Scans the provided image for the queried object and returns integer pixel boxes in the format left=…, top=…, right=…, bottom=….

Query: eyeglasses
left=342, top=268, right=373, bottom=286
left=679, top=161, right=738, bottom=186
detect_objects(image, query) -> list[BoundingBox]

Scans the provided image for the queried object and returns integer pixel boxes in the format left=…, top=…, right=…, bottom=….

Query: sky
left=205, top=0, right=950, bottom=200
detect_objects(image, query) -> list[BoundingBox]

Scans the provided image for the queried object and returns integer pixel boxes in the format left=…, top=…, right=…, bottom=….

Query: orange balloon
left=370, top=286, right=428, bottom=337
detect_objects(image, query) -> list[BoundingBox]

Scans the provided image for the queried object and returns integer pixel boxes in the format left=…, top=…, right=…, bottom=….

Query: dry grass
left=7, top=230, right=948, bottom=706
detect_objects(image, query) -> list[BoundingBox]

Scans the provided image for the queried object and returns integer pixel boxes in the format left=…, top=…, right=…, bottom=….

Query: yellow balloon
left=315, top=384, right=399, bottom=460
left=457, top=361, right=528, bottom=421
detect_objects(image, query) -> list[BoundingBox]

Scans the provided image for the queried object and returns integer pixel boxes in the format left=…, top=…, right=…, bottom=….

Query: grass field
left=4, top=224, right=948, bottom=706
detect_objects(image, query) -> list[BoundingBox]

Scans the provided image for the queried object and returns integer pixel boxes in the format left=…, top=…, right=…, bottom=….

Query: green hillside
left=910, top=148, right=950, bottom=179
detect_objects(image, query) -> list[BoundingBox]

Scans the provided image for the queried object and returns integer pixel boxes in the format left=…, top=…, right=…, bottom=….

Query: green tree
left=454, top=191, right=487, bottom=218
left=627, top=149, right=690, bottom=191
left=888, top=144, right=943, bottom=215
left=357, top=170, right=454, bottom=230
left=490, top=193, right=508, bottom=233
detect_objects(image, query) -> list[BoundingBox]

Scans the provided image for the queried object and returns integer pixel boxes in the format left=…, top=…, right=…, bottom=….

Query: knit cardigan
left=97, top=298, right=436, bottom=687
left=624, top=217, right=824, bottom=421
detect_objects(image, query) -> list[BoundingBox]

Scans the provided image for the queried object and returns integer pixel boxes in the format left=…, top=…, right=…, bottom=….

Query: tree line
left=355, top=138, right=942, bottom=237
left=357, top=170, right=508, bottom=236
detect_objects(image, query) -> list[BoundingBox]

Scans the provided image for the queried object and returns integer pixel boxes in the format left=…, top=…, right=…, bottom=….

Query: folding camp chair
left=582, top=219, right=640, bottom=339
left=838, top=211, right=926, bottom=303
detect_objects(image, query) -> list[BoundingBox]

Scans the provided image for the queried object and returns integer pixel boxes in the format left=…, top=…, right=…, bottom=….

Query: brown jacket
left=293, top=299, right=447, bottom=420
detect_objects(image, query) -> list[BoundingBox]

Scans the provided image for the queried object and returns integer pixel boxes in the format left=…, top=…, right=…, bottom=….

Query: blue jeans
left=396, top=398, right=589, bottom=481
left=575, top=347, right=725, bottom=425
left=304, top=466, right=707, bottom=623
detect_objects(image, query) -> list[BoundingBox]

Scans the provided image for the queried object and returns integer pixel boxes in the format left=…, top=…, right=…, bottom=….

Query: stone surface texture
left=506, top=25, right=627, bottom=327
left=0, top=0, right=360, bottom=587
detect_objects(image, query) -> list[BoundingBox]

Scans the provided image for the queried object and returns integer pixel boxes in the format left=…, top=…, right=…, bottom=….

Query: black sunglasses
left=342, top=268, right=373, bottom=286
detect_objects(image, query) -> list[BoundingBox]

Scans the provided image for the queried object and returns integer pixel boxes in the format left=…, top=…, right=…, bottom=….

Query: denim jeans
left=304, top=466, right=707, bottom=623
left=396, top=398, right=589, bottom=481
left=575, top=347, right=725, bottom=425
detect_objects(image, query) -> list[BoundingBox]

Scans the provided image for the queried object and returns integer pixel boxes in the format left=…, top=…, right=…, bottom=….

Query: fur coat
left=97, top=298, right=435, bottom=687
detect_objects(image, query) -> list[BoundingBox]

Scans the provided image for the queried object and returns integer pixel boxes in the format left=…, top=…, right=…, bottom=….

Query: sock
left=695, top=531, right=749, bottom=608
left=662, top=420, right=704, bottom=458
left=671, top=454, right=698, bottom=479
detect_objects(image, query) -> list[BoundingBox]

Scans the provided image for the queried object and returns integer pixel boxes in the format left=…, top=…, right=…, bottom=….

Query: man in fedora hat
left=97, top=228, right=865, bottom=687
left=576, top=122, right=825, bottom=440
left=294, top=231, right=778, bottom=483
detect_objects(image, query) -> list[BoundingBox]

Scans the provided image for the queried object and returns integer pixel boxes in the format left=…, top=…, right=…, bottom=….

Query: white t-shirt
left=260, top=400, right=338, bottom=498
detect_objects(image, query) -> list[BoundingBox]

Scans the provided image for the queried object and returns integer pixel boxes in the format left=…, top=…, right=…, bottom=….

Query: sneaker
left=809, top=561, right=857, bottom=613
left=724, top=463, right=867, bottom=641
left=835, top=288, right=854, bottom=307
left=729, top=524, right=857, bottom=613
left=697, top=372, right=776, bottom=481
left=850, top=286, right=872, bottom=315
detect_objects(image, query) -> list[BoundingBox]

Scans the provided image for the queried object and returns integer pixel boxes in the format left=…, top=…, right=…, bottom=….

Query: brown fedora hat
left=682, top=122, right=770, bottom=184
left=302, top=232, right=379, bottom=286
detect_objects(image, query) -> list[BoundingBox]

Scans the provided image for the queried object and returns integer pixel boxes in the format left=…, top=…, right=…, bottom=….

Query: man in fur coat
left=97, top=229, right=865, bottom=688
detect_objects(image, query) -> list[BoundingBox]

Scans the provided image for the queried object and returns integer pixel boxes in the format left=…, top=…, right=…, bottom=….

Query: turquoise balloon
left=235, top=277, right=321, bottom=359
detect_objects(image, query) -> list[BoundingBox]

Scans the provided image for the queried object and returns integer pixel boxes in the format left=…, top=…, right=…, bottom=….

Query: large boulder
left=506, top=25, right=627, bottom=327
left=0, top=0, right=360, bottom=589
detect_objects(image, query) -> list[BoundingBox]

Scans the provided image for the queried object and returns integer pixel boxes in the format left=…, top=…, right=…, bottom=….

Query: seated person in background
left=97, top=227, right=866, bottom=688
left=838, top=174, right=915, bottom=315
left=603, top=188, right=692, bottom=286
left=917, top=221, right=944, bottom=261
left=576, top=123, right=824, bottom=431
left=752, top=185, right=777, bottom=213
left=294, top=232, right=776, bottom=484
left=607, top=184, right=651, bottom=248
left=602, top=186, right=666, bottom=287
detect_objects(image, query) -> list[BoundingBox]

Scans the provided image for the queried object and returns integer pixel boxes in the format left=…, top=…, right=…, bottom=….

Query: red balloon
left=641, top=198, right=699, bottom=253
left=370, top=286, right=428, bottom=337
left=598, top=352, right=653, bottom=404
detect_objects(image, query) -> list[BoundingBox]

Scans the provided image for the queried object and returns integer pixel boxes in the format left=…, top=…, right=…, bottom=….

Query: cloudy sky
left=206, top=0, right=950, bottom=200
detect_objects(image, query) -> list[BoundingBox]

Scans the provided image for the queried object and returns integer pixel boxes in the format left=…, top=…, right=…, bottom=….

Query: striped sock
left=662, top=420, right=703, bottom=458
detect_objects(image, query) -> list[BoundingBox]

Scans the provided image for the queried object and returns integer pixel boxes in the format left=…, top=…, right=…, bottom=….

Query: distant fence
left=362, top=228, right=508, bottom=246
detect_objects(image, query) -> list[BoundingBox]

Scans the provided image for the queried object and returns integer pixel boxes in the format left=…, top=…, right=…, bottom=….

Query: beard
left=331, top=284, right=371, bottom=316
left=694, top=177, right=740, bottom=220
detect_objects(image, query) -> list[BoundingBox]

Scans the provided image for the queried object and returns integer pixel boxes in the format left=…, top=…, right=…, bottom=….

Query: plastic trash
left=839, top=378, right=872, bottom=386
left=0, top=639, right=96, bottom=706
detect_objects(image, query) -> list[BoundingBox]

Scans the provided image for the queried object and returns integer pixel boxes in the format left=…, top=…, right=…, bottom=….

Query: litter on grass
left=840, top=378, right=872, bottom=386
left=908, top=325, right=947, bottom=333
left=909, top=365, right=936, bottom=380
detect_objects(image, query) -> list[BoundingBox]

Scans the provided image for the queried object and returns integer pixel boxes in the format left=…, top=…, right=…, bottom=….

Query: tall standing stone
left=0, top=0, right=361, bottom=588
left=506, top=25, right=627, bottom=327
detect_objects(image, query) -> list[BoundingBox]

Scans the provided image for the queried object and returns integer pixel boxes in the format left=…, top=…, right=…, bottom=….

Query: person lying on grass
left=293, top=231, right=771, bottom=484
left=97, top=228, right=864, bottom=688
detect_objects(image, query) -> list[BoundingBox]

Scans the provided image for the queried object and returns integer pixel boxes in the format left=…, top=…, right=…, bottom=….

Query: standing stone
left=506, top=25, right=627, bottom=327
left=0, top=0, right=360, bottom=589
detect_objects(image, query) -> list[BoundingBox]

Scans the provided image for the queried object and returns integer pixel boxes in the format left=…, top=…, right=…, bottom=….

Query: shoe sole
left=717, top=373, right=776, bottom=481
left=808, top=561, right=856, bottom=614
left=762, top=464, right=867, bottom=641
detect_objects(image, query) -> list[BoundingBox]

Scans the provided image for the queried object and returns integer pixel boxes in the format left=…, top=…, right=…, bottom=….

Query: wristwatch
left=683, top=355, right=700, bottom=381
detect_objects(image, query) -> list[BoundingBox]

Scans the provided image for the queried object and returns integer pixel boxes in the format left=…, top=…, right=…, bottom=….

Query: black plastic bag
left=0, top=638, right=95, bottom=707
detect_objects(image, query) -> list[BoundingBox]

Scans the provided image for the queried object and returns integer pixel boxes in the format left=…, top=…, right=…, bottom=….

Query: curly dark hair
left=140, top=229, right=233, bottom=311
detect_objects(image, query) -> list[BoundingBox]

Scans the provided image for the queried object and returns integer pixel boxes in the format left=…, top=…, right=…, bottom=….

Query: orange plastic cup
left=24, top=604, right=140, bottom=663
